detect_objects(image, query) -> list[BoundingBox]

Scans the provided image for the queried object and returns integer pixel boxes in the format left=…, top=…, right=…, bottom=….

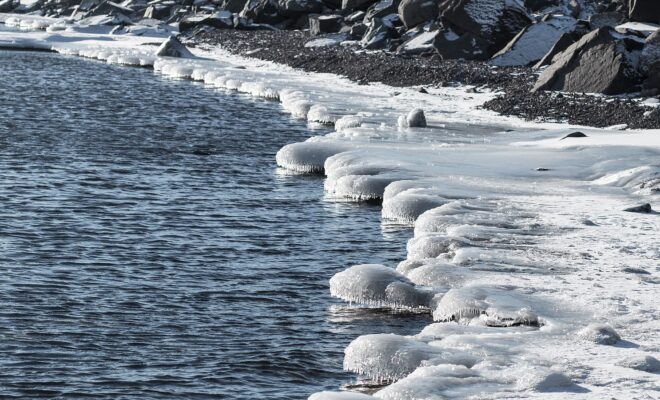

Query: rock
left=309, top=14, right=343, bottom=34
left=345, top=10, right=366, bottom=22
left=490, top=15, right=577, bottom=67
left=577, top=324, right=621, bottom=345
left=523, top=0, right=558, bottom=11
left=641, top=62, right=660, bottom=96
left=180, top=11, right=234, bottom=31
left=561, top=131, right=587, bottom=139
left=533, top=20, right=590, bottom=68
left=397, top=29, right=437, bottom=54
left=155, top=35, right=196, bottom=58
left=623, top=203, right=652, bottom=213
left=533, top=27, right=645, bottom=95
left=640, top=29, right=660, bottom=73
left=87, top=0, right=134, bottom=17
left=433, top=29, right=490, bottom=60
left=407, top=108, right=427, bottom=127
left=364, top=0, right=399, bottom=23
left=621, top=267, right=651, bottom=274
left=628, top=0, right=660, bottom=24
left=143, top=4, right=171, bottom=19
left=438, top=0, right=532, bottom=57
left=349, top=22, right=368, bottom=37
left=240, top=0, right=285, bottom=24
left=342, top=0, right=376, bottom=10
left=361, top=16, right=395, bottom=49
left=0, top=0, right=14, bottom=12
left=617, top=355, right=660, bottom=372
left=398, top=0, right=438, bottom=29
left=221, top=0, right=249, bottom=12
left=568, top=0, right=580, bottom=18
left=304, top=32, right=350, bottom=46
left=277, top=0, right=323, bottom=15
left=589, top=11, right=626, bottom=29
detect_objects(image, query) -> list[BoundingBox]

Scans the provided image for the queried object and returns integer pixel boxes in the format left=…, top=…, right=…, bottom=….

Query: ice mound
left=576, top=323, right=621, bottom=345
left=397, top=109, right=427, bottom=128
left=239, top=82, right=279, bottom=100
left=616, top=355, right=660, bottom=373
left=276, top=141, right=351, bottom=173
left=309, top=391, right=376, bottom=400
left=515, top=369, right=575, bottom=392
left=191, top=67, right=211, bottom=81
left=344, top=334, right=442, bottom=382
left=594, top=165, right=660, bottom=195
left=406, top=234, right=458, bottom=260
left=329, top=264, right=430, bottom=309
left=280, top=89, right=314, bottom=118
left=400, top=260, right=474, bottom=288
left=334, top=116, right=363, bottom=132
left=432, top=286, right=540, bottom=327
left=308, top=105, right=340, bottom=125
left=203, top=70, right=226, bottom=85
left=164, top=64, right=194, bottom=79
left=382, top=187, right=456, bottom=224
left=375, top=364, right=485, bottom=400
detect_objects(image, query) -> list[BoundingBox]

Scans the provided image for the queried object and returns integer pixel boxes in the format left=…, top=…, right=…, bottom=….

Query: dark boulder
left=533, top=27, right=645, bottom=95
left=240, top=0, right=285, bottom=24
left=397, top=29, right=437, bottom=54
left=623, top=203, right=653, bottom=213
left=221, top=0, right=249, bottom=12
left=349, top=21, right=368, bottom=37
left=533, top=20, right=590, bottom=68
left=87, top=0, right=134, bottom=17
left=589, top=11, right=626, bottom=29
left=628, top=0, right=660, bottom=24
left=0, top=0, right=15, bottom=12
left=641, top=62, right=660, bottom=96
left=143, top=4, right=172, bottom=19
left=276, top=0, right=323, bottom=16
left=342, top=0, right=376, bottom=10
left=433, top=29, right=490, bottom=60
left=364, top=0, right=399, bottom=23
left=309, top=14, right=343, bottom=34
left=155, top=35, right=196, bottom=58
left=345, top=10, right=366, bottom=22
left=640, top=29, right=660, bottom=73
left=523, top=0, right=558, bottom=11
left=490, top=15, right=577, bottom=66
left=361, top=16, right=396, bottom=49
left=438, top=0, right=532, bottom=58
left=398, top=0, right=438, bottom=29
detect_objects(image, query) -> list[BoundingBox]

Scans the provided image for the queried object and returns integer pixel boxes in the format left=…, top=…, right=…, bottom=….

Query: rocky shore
left=193, top=29, right=660, bottom=128
left=2, top=0, right=660, bottom=128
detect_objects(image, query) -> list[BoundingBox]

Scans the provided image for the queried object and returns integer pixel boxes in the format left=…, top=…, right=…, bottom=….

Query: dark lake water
left=0, top=50, right=429, bottom=399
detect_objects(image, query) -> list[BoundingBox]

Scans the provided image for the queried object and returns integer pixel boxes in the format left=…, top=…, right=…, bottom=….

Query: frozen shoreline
left=2, top=14, right=659, bottom=399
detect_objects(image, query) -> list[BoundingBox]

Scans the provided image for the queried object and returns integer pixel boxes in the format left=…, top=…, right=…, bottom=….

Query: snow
left=1, top=15, right=659, bottom=400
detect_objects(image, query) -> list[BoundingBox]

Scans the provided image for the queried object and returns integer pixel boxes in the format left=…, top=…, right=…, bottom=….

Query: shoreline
left=192, top=29, right=660, bottom=130
left=2, top=17, right=659, bottom=399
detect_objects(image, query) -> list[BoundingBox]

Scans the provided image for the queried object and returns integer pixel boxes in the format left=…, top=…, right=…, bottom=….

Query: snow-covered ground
left=2, top=14, right=659, bottom=399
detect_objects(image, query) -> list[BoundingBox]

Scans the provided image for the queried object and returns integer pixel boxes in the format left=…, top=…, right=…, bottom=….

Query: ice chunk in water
left=329, top=264, right=430, bottom=309
left=344, top=334, right=442, bottom=382
left=276, top=141, right=351, bottom=173
left=334, top=115, right=363, bottom=132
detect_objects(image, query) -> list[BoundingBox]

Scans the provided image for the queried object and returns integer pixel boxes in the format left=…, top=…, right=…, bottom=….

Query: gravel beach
left=193, top=29, right=660, bottom=129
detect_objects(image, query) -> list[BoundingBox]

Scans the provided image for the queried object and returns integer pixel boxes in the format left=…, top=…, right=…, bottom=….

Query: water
left=0, top=50, right=430, bottom=398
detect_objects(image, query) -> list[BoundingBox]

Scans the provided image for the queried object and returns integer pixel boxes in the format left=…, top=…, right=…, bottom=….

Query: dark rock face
left=0, top=0, right=15, bottom=12
left=143, top=4, right=172, bottom=20
left=364, top=0, right=400, bottom=22
left=342, top=0, right=376, bottom=11
left=523, top=0, right=558, bottom=11
left=180, top=11, right=234, bottom=31
left=641, top=62, right=660, bottom=96
left=361, top=16, right=395, bottom=49
left=533, top=20, right=590, bottom=68
left=628, top=0, right=660, bottom=24
left=276, top=0, right=323, bottom=16
left=438, top=0, right=532, bottom=58
left=309, top=14, right=343, bottom=34
left=533, top=27, right=644, bottom=95
left=155, top=35, right=196, bottom=58
left=398, top=0, right=438, bottom=29
left=623, top=203, right=653, bottom=213
left=222, top=0, right=250, bottom=13
left=433, top=29, right=490, bottom=60
left=589, top=11, right=626, bottom=28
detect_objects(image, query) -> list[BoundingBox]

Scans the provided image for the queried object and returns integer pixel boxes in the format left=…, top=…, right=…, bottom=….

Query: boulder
left=533, top=27, right=645, bottom=95
left=628, top=0, right=660, bottom=24
left=179, top=11, right=234, bottom=31
left=143, top=4, right=171, bottom=19
left=589, top=11, right=626, bottom=29
left=438, top=0, right=532, bottom=57
left=0, top=0, right=14, bottom=12
left=345, top=10, right=366, bottom=22
left=155, top=35, right=196, bottom=58
left=641, top=62, right=660, bottom=96
left=342, top=0, right=376, bottom=11
left=361, top=16, right=395, bottom=49
left=534, top=20, right=590, bottom=68
left=623, top=203, right=653, bottom=213
left=221, top=0, right=249, bottom=12
left=398, top=0, right=438, bottom=29
left=349, top=21, right=368, bottom=37
left=490, top=15, right=577, bottom=67
left=309, top=14, right=343, bottom=34
left=276, top=0, right=323, bottom=15
left=523, top=0, right=558, bottom=11
left=397, top=29, right=437, bottom=54
left=240, top=0, right=284, bottom=24
left=364, top=0, right=399, bottom=23
left=87, top=0, right=134, bottom=17
left=433, top=29, right=490, bottom=60
left=640, top=29, right=660, bottom=73
left=568, top=0, right=580, bottom=18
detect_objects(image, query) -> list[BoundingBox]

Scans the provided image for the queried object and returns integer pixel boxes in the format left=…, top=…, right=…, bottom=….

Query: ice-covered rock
left=375, top=364, right=484, bottom=399
left=576, top=323, right=621, bottom=345
left=276, top=140, right=351, bottom=173
left=344, top=334, right=442, bottom=381
left=334, top=115, right=363, bottom=131
left=155, top=36, right=195, bottom=58
left=616, top=355, right=660, bottom=373
left=329, top=264, right=431, bottom=308
left=516, top=369, right=575, bottom=392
